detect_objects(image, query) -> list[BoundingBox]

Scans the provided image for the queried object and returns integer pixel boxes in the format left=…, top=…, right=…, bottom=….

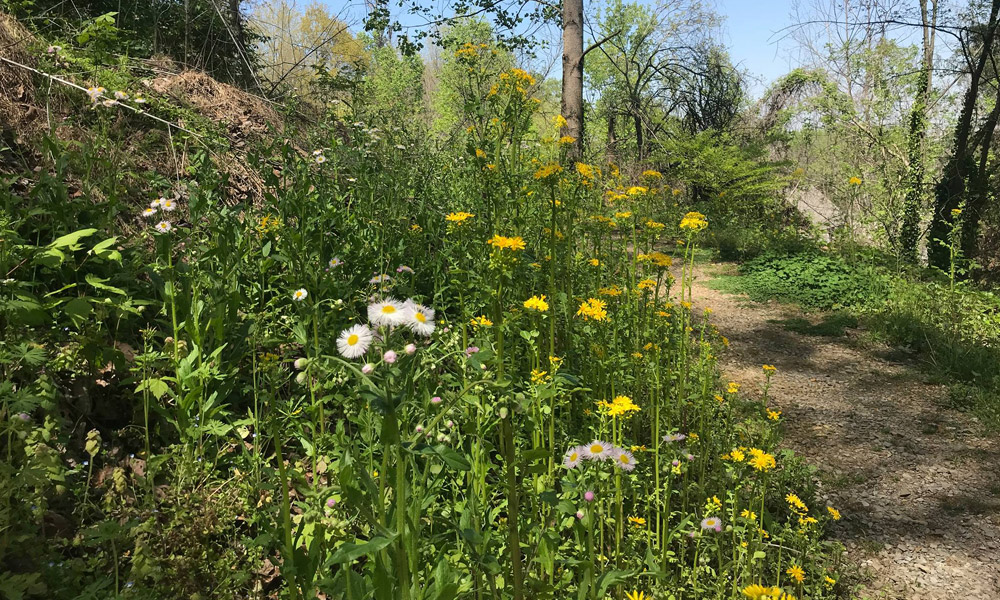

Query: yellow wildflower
left=627, top=516, right=646, bottom=527
left=679, top=211, right=708, bottom=231
left=470, top=316, right=493, bottom=328
left=446, top=211, right=475, bottom=223
left=848, top=176, right=862, bottom=186
left=786, top=564, right=805, bottom=584
left=576, top=298, right=608, bottom=321
left=827, top=506, right=841, bottom=521
left=534, top=163, right=563, bottom=180
left=637, top=278, right=657, bottom=291
left=487, top=234, right=526, bottom=251
left=767, top=409, right=781, bottom=421
left=523, top=295, right=549, bottom=312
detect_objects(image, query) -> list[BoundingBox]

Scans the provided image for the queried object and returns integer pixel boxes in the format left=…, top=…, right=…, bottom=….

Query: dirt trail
left=685, top=263, right=1000, bottom=600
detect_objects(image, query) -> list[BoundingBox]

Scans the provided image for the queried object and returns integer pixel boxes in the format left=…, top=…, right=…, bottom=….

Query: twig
left=0, top=53, right=212, bottom=148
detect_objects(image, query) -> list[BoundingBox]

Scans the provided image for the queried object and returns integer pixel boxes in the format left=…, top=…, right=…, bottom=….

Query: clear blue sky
left=716, top=0, right=797, bottom=94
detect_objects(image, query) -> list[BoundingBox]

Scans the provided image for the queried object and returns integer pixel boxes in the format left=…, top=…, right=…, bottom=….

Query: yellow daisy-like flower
left=741, top=584, right=774, bottom=599
left=576, top=298, right=608, bottom=321
left=827, top=506, right=841, bottom=521
left=741, top=509, right=757, bottom=520
left=785, top=493, right=808, bottom=513
left=603, top=394, right=640, bottom=417
left=558, top=135, right=576, bottom=145
left=599, top=285, right=623, bottom=297
left=727, top=382, right=740, bottom=394
left=487, top=234, right=526, bottom=251
left=748, top=448, right=776, bottom=471
left=553, top=114, right=568, bottom=129
left=767, top=409, right=781, bottom=421
left=530, top=368, right=550, bottom=384
left=848, top=176, right=862, bottom=186
left=730, top=448, right=745, bottom=462
left=470, top=315, right=493, bottom=328
left=588, top=258, right=600, bottom=266
left=645, top=219, right=666, bottom=230
left=446, top=211, right=475, bottom=223
left=762, top=364, right=777, bottom=374
left=625, top=591, right=647, bottom=600
left=626, top=186, right=648, bottom=196
left=642, top=169, right=662, bottom=179
left=534, top=163, right=563, bottom=180
left=637, top=278, right=657, bottom=291
left=475, top=148, right=486, bottom=159
left=679, top=211, right=708, bottom=231
left=786, top=564, right=805, bottom=583
left=523, top=295, right=549, bottom=312
left=627, top=516, right=646, bottom=527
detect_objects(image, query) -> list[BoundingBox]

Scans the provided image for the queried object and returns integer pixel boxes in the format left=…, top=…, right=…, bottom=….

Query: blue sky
left=716, top=0, right=798, bottom=93
left=323, top=0, right=801, bottom=94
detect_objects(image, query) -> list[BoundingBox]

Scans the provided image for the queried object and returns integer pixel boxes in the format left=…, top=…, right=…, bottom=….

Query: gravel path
left=685, top=263, right=1000, bottom=600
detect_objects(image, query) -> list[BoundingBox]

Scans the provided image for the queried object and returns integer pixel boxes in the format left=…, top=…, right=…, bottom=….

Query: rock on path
left=685, top=263, right=1000, bottom=600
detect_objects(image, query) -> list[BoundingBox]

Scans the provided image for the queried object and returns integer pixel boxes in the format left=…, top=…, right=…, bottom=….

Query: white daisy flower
left=610, top=448, right=637, bottom=471
left=160, top=199, right=177, bottom=212
left=328, top=257, right=343, bottom=269
left=370, top=273, right=392, bottom=285
left=150, top=198, right=164, bottom=208
left=133, top=96, right=146, bottom=104
left=582, top=440, right=612, bottom=461
left=292, top=288, right=308, bottom=301
left=315, top=155, right=326, bottom=164
left=142, top=207, right=158, bottom=218
left=154, top=221, right=172, bottom=233
left=368, top=298, right=407, bottom=328
left=86, top=86, right=105, bottom=102
left=312, top=149, right=324, bottom=156
left=337, top=324, right=373, bottom=359
left=405, top=303, right=436, bottom=337
left=562, top=446, right=584, bottom=469
left=114, top=90, right=128, bottom=100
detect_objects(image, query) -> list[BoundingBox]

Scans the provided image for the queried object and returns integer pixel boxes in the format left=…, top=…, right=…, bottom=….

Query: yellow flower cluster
left=558, top=135, right=576, bottom=145
left=597, top=394, right=640, bottom=417
left=679, top=211, right=708, bottom=231
left=785, top=493, right=807, bottom=514
left=848, top=176, right=862, bottom=186
left=454, top=42, right=489, bottom=60
left=257, top=214, right=281, bottom=234
left=576, top=298, right=608, bottom=321
left=762, top=364, right=777, bottom=374
left=446, top=211, right=475, bottom=223
left=742, top=584, right=797, bottom=600
left=487, top=234, right=525, bottom=251
left=642, top=169, right=662, bottom=179
left=638, top=251, right=672, bottom=268
left=598, top=285, right=622, bottom=297
left=637, top=278, right=657, bottom=291
left=534, top=163, right=563, bottom=180
left=523, top=295, right=549, bottom=312
left=645, top=219, right=666, bottom=230
left=748, top=448, right=776, bottom=471
left=626, top=186, right=648, bottom=196
left=470, top=315, right=493, bottom=328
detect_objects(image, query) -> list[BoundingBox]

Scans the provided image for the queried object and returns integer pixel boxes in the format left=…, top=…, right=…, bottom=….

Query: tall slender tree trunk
left=963, top=97, right=1000, bottom=260
left=927, top=0, right=1000, bottom=269
left=607, top=108, right=617, bottom=161
left=899, top=0, right=937, bottom=262
left=561, top=0, right=585, bottom=161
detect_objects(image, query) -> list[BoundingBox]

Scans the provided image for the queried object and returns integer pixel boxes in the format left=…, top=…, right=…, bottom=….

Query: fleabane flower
left=292, top=288, right=308, bottom=301
left=610, top=448, right=636, bottom=471
left=562, top=446, right=584, bottom=469
left=337, top=324, right=373, bottom=359
left=368, top=298, right=407, bottom=327
left=142, top=207, right=158, bottom=218
left=161, top=199, right=177, bottom=212
left=582, top=440, right=612, bottom=461
left=700, top=516, right=722, bottom=532
left=154, top=221, right=172, bottom=233
left=405, top=302, right=436, bottom=336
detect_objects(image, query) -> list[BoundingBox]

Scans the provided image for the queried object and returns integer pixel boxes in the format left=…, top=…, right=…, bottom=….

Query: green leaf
left=63, top=297, right=92, bottom=323
left=329, top=534, right=397, bottom=564
left=85, top=273, right=127, bottom=295
left=49, top=228, right=98, bottom=250
left=433, top=444, right=471, bottom=471
left=136, top=378, right=171, bottom=400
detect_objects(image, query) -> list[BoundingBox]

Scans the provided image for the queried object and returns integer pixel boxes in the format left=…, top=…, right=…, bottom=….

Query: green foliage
left=716, top=251, right=887, bottom=310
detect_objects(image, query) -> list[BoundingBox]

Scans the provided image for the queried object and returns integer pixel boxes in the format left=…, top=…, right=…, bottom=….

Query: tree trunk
left=561, top=0, right=584, bottom=162
left=633, top=107, right=643, bottom=160
left=927, top=0, right=1000, bottom=269
left=899, top=0, right=936, bottom=262
left=229, top=0, right=252, bottom=88
left=963, top=97, right=1000, bottom=260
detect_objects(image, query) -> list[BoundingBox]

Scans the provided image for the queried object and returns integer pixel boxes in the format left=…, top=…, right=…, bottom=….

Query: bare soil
left=686, top=262, right=1000, bottom=600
